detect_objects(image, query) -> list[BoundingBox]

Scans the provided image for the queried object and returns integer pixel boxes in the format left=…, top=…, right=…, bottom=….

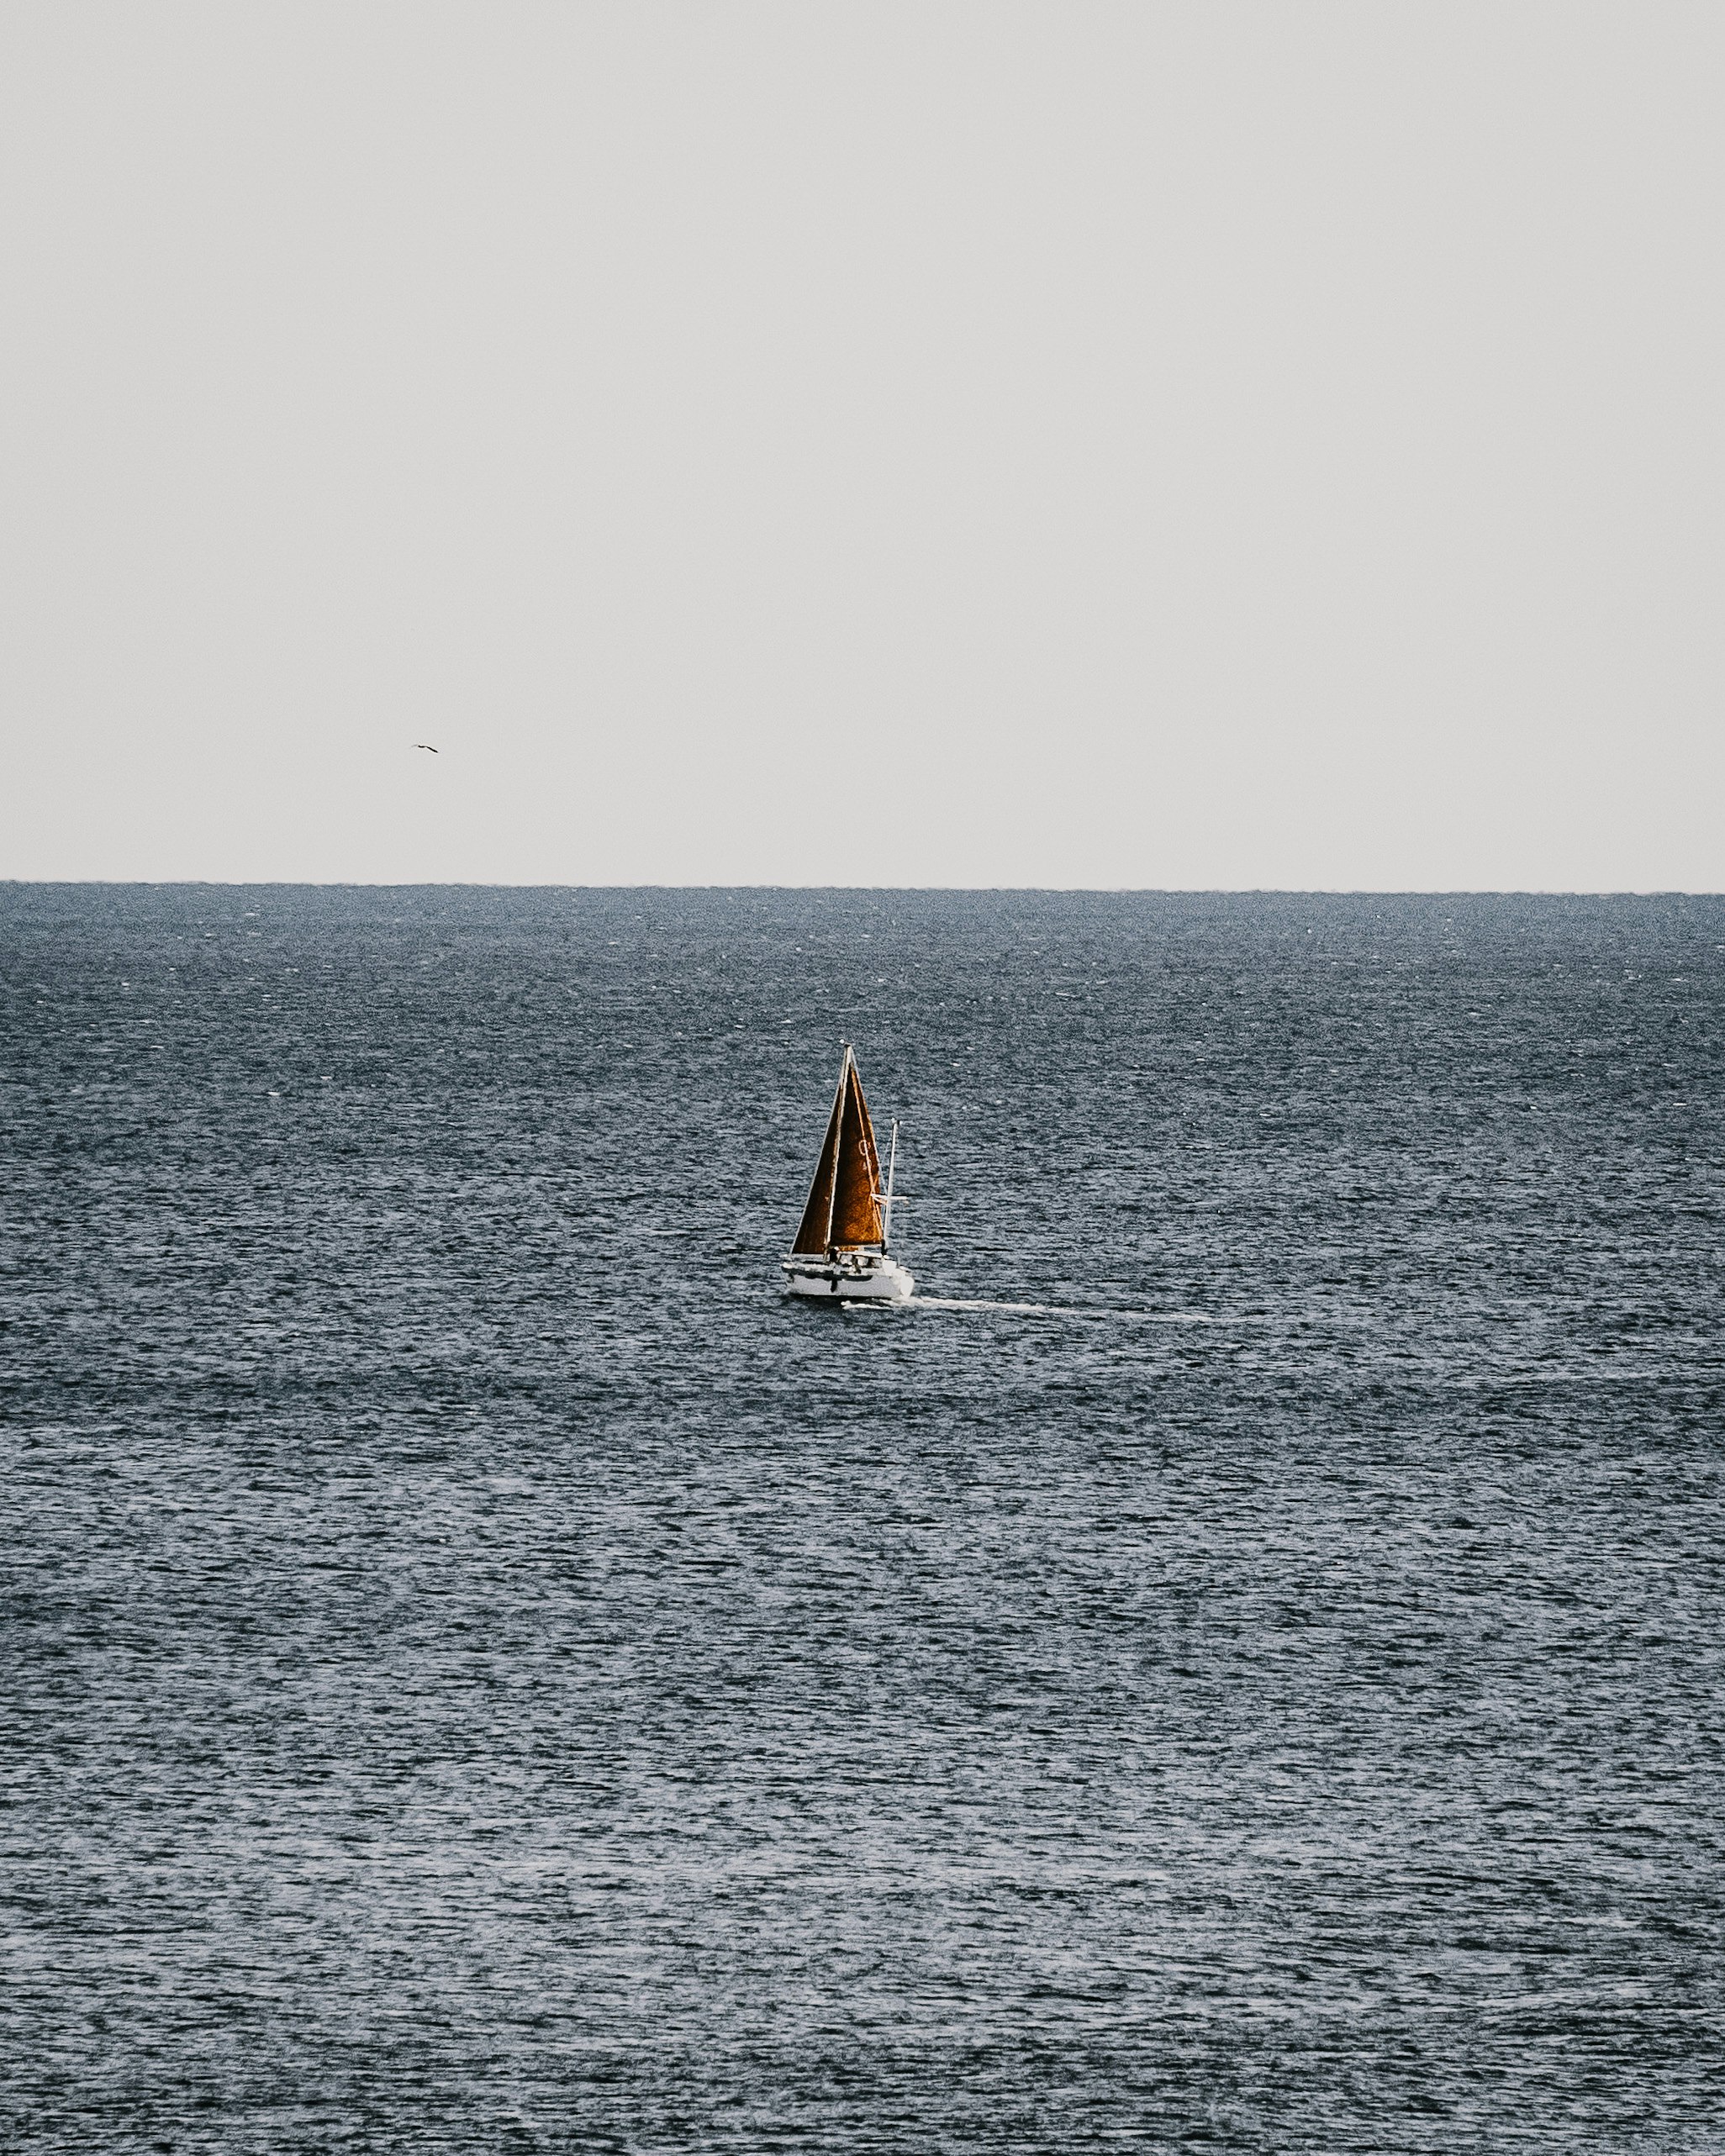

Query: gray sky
left=3, top=3, right=1720, bottom=887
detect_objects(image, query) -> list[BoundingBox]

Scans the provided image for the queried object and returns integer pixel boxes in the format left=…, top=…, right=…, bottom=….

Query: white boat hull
left=783, top=1254, right=915, bottom=1303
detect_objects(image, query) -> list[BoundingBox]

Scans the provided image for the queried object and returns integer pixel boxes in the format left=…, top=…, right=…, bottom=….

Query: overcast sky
left=3, top=3, right=1720, bottom=888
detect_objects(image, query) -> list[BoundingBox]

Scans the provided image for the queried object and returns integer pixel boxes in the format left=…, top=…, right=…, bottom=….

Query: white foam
left=907, top=1296, right=1227, bottom=1325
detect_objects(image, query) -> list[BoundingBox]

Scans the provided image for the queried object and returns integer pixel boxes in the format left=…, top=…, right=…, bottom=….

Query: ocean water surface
left=3, top=886, right=1722, bottom=2150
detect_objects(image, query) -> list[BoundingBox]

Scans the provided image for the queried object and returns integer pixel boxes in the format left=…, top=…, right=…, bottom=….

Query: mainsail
left=791, top=1046, right=887, bottom=1255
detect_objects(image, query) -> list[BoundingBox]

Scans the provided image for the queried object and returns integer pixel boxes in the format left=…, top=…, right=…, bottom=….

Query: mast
left=824, top=1042, right=852, bottom=1254
left=883, top=1120, right=898, bottom=1253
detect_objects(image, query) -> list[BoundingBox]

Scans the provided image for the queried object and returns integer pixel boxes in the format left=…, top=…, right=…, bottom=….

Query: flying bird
left=412, top=743, right=439, bottom=754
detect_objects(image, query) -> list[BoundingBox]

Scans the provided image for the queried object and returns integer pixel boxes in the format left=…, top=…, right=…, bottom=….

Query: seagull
left=412, top=742, right=440, bottom=754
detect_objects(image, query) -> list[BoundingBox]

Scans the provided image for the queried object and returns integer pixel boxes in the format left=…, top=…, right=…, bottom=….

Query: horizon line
left=3, top=879, right=1724, bottom=899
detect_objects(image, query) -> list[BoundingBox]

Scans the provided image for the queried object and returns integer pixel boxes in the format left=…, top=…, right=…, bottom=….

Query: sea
left=3, top=885, right=1722, bottom=2152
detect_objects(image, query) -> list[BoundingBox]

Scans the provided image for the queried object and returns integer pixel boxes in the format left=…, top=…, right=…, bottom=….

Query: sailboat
left=782, top=1044, right=915, bottom=1302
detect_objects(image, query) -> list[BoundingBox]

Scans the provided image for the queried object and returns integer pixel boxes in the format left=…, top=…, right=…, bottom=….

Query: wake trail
left=905, top=1296, right=1245, bottom=1325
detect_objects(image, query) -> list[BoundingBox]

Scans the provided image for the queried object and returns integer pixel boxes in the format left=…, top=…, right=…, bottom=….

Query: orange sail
left=791, top=1048, right=887, bottom=1255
